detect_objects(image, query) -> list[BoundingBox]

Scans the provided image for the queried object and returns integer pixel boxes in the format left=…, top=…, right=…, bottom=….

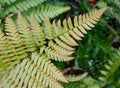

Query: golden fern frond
left=48, top=41, right=74, bottom=56
left=1, top=14, right=28, bottom=73
left=43, top=8, right=108, bottom=61
left=0, top=8, right=107, bottom=88
left=0, top=59, right=58, bottom=88
left=31, top=52, right=67, bottom=82
left=0, top=25, right=26, bottom=76
left=0, top=12, right=67, bottom=88
left=0, top=52, right=66, bottom=88
left=45, top=46, right=73, bottom=61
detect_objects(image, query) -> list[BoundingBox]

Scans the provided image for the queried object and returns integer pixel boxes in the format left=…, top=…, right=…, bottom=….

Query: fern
left=0, top=8, right=107, bottom=88
left=0, top=0, right=70, bottom=23
left=0, top=0, right=46, bottom=17
left=0, top=0, right=17, bottom=5
left=99, top=48, right=120, bottom=84
left=25, top=5, right=70, bottom=23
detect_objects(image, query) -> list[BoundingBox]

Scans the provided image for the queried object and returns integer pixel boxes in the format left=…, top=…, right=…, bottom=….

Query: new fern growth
left=0, top=8, right=107, bottom=88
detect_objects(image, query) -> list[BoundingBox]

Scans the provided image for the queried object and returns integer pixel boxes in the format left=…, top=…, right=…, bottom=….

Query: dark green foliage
left=99, top=48, right=120, bottom=87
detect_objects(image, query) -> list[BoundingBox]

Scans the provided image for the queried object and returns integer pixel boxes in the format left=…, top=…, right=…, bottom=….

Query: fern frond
left=0, top=25, right=26, bottom=76
left=45, top=46, right=74, bottom=61
left=0, top=0, right=46, bottom=17
left=53, top=8, right=107, bottom=37
left=26, top=5, right=70, bottom=23
left=0, top=13, right=67, bottom=87
left=0, top=0, right=70, bottom=23
left=48, top=41, right=74, bottom=56
left=43, top=8, right=107, bottom=61
left=0, top=8, right=107, bottom=88
left=31, top=52, right=67, bottom=82
left=99, top=49, right=120, bottom=83
left=4, top=14, right=27, bottom=70
left=0, top=58, right=63, bottom=88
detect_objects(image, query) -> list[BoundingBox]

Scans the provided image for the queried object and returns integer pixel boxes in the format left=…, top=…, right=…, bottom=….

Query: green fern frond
left=0, top=0, right=46, bottom=17
left=26, top=5, right=70, bottom=23
left=99, top=48, right=120, bottom=83
left=0, top=8, right=107, bottom=88
left=0, top=0, right=16, bottom=5
left=0, top=0, right=70, bottom=23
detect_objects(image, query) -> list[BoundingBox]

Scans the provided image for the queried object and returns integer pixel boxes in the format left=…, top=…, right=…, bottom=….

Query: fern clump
left=0, top=8, right=107, bottom=88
